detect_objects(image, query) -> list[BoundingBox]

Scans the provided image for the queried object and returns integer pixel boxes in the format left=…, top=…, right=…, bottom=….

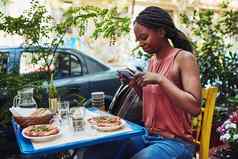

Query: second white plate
left=93, top=119, right=126, bottom=132
left=22, top=126, right=61, bottom=142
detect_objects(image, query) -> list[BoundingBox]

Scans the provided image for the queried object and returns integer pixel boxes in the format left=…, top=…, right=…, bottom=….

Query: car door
left=53, top=51, right=90, bottom=103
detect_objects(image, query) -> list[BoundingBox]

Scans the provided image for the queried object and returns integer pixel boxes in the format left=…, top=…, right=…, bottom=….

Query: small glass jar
left=72, top=107, right=85, bottom=131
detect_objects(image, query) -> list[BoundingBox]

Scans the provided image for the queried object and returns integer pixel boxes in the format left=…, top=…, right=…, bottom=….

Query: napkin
left=9, top=107, right=37, bottom=117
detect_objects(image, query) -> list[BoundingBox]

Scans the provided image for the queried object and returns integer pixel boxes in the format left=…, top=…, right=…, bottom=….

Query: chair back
left=193, top=87, right=218, bottom=159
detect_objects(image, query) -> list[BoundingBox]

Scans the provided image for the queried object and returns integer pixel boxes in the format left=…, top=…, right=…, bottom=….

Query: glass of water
left=72, top=107, right=86, bottom=131
left=58, top=101, right=70, bottom=126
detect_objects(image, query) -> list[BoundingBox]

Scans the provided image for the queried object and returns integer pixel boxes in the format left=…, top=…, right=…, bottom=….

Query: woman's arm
left=161, top=52, right=201, bottom=116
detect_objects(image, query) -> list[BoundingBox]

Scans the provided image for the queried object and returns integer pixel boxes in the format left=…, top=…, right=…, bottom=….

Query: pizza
left=87, top=116, right=124, bottom=131
left=23, top=124, right=59, bottom=137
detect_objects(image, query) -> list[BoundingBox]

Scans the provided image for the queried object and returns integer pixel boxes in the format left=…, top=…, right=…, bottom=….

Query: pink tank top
left=143, top=48, right=193, bottom=141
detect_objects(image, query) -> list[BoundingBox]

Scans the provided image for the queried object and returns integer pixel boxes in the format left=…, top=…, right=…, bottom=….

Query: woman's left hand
left=135, top=72, right=162, bottom=87
left=143, top=72, right=162, bottom=85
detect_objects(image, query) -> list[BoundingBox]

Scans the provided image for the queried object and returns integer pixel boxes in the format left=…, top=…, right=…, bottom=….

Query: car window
left=70, top=54, right=83, bottom=76
left=19, top=50, right=83, bottom=79
left=19, top=51, right=54, bottom=74
left=0, top=52, right=8, bottom=73
left=54, top=52, right=83, bottom=79
left=54, top=53, right=70, bottom=78
left=85, top=56, right=108, bottom=74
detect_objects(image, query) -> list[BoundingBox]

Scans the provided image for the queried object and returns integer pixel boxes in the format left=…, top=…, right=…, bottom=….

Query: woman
left=127, top=6, right=201, bottom=159
left=83, top=6, right=201, bottom=159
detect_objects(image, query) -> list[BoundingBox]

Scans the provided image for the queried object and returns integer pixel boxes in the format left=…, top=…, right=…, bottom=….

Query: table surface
left=12, top=107, right=145, bottom=157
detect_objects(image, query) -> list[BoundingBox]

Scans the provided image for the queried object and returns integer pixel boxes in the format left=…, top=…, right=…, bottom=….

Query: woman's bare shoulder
left=176, top=50, right=197, bottom=66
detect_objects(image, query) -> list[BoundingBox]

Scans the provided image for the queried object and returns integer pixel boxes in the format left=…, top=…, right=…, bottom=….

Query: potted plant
left=217, top=110, right=238, bottom=158
left=48, top=74, right=58, bottom=113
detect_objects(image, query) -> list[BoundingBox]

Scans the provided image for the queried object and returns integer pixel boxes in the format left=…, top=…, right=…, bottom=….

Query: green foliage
left=0, top=0, right=10, bottom=6
left=60, top=5, right=130, bottom=45
left=0, top=1, right=131, bottom=80
left=180, top=2, right=238, bottom=109
left=0, top=0, right=60, bottom=81
left=0, top=0, right=52, bottom=45
left=228, top=95, right=238, bottom=107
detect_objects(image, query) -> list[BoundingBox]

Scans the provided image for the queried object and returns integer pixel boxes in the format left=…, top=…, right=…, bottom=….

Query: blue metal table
left=12, top=107, right=145, bottom=157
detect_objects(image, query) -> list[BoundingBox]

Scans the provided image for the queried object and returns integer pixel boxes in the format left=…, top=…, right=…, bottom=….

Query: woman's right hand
left=129, top=72, right=144, bottom=88
left=129, top=72, right=144, bottom=98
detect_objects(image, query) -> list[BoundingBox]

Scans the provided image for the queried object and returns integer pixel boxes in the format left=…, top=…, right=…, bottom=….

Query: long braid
left=135, top=6, right=193, bottom=53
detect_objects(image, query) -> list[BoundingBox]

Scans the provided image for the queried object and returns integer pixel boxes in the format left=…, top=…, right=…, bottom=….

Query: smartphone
left=117, top=70, right=134, bottom=80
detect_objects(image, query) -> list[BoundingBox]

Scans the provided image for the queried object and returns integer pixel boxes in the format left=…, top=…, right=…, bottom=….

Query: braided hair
left=135, top=6, right=193, bottom=53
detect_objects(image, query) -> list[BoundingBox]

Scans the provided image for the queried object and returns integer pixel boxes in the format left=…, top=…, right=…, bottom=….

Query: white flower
left=220, top=133, right=231, bottom=142
left=225, top=123, right=237, bottom=129
left=233, top=134, right=238, bottom=140
left=218, top=112, right=238, bottom=144
left=224, top=120, right=232, bottom=125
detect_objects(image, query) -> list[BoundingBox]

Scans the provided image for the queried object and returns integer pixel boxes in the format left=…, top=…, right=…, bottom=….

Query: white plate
left=22, top=126, right=61, bottom=142
left=93, top=119, right=126, bottom=132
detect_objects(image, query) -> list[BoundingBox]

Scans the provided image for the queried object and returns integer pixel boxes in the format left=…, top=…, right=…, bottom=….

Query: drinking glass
left=72, top=107, right=86, bottom=131
left=58, top=101, right=70, bottom=126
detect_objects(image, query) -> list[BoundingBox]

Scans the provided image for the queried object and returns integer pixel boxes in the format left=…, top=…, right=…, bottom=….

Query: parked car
left=0, top=47, right=121, bottom=107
